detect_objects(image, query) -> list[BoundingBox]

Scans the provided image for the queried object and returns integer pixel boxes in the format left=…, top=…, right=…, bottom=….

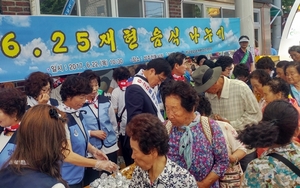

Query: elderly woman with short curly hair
left=0, top=88, right=27, bottom=167
left=25, top=71, right=58, bottom=108
left=164, top=81, right=229, bottom=188
left=127, top=113, right=197, bottom=187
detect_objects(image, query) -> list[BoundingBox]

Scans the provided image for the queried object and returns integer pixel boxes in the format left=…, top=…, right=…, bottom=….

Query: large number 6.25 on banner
left=0, top=15, right=240, bottom=82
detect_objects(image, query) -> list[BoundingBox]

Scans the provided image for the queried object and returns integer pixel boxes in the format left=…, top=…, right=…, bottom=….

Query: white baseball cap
left=239, top=36, right=249, bottom=43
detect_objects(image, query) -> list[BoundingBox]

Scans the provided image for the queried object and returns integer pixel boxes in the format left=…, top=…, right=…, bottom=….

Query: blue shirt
left=270, top=48, right=277, bottom=55
left=291, top=85, right=300, bottom=106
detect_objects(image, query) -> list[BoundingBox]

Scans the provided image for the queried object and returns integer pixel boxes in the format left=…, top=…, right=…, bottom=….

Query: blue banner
left=62, top=0, right=76, bottom=15
left=0, top=15, right=240, bottom=82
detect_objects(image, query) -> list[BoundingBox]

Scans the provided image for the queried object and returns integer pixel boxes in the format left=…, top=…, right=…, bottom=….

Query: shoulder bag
left=267, top=153, right=300, bottom=176
left=200, top=117, right=243, bottom=187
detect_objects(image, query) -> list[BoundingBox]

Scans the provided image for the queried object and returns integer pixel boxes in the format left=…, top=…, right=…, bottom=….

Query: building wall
left=1, top=0, right=30, bottom=15
left=169, top=0, right=181, bottom=17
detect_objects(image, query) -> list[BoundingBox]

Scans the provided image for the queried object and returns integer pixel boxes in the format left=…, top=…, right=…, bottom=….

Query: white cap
left=239, top=37, right=249, bottom=43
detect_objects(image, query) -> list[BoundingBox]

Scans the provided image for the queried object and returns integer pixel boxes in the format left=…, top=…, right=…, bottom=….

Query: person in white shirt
left=111, top=67, right=131, bottom=154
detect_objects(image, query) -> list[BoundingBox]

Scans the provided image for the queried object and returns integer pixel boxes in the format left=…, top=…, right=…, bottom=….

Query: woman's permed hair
left=276, top=60, right=289, bottom=69
left=288, top=45, right=300, bottom=54
left=79, top=70, right=101, bottom=86
left=284, top=61, right=300, bottom=75
left=233, top=64, right=250, bottom=78
left=60, top=75, right=92, bottom=102
left=0, top=88, right=27, bottom=121
left=255, top=56, right=275, bottom=71
left=163, top=81, right=199, bottom=112
left=249, top=69, right=271, bottom=86
left=197, top=94, right=212, bottom=116
left=196, top=55, right=208, bottom=65
left=25, top=71, right=53, bottom=98
left=215, top=56, right=234, bottom=71
left=238, top=100, right=298, bottom=148
left=265, top=78, right=290, bottom=99
left=126, top=113, right=169, bottom=156
left=3, top=104, right=69, bottom=187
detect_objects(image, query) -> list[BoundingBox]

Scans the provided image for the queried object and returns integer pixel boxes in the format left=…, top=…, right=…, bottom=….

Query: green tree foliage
left=282, top=0, right=296, bottom=13
left=40, top=0, right=67, bottom=15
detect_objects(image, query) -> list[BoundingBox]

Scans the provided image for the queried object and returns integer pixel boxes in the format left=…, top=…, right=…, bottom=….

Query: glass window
left=222, top=8, right=235, bottom=18
left=118, top=0, right=143, bottom=17
left=145, top=1, right=164, bottom=17
left=182, top=3, right=203, bottom=18
left=206, top=7, right=221, bottom=18
left=254, top=12, right=259, bottom=22
left=118, top=0, right=165, bottom=17
left=39, top=0, right=112, bottom=16
left=80, top=0, right=112, bottom=16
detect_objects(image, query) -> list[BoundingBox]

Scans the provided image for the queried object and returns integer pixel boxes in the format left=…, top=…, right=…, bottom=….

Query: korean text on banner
left=0, top=16, right=240, bottom=82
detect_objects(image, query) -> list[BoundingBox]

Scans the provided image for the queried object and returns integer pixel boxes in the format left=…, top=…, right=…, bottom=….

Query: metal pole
left=272, top=0, right=281, bottom=51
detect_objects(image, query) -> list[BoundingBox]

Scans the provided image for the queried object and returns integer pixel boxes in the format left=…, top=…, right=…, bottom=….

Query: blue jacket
left=0, top=132, right=16, bottom=168
left=0, top=166, right=61, bottom=188
left=125, top=76, right=158, bottom=123
left=81, top=95, right=117, bottom=149
left=61, top=112, right=88, bottom=185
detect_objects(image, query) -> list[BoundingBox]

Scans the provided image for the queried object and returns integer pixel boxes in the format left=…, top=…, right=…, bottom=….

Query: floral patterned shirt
left=242, top=143, right=300, bottom=187
left=129, top=157, right=197, bottom=188
left=167, top=114, right=229, bottom=188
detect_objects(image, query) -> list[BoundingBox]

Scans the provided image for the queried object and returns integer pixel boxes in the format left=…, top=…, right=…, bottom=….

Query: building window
left=222, top=8, right=235, bottom=18
left=145, top=1, right=164, bottom=17
left=37, top=0, right=166, bottom=17
left=118, top=0, right=142, bottom=17
left=254, top=12, right=259, bottom=22
left=182, top=2, right=237, bottom=18
left=81, top=0, right=112, bottom=16
left=182, top=3, right=203, bottom=18
left=117, top=0, right=166, bottom=17
left=38, top=0, right=111, bottom=16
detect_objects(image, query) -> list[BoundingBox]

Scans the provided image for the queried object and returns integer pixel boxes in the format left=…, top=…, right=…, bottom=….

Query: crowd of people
left=1, top=36, right=300, bottom=188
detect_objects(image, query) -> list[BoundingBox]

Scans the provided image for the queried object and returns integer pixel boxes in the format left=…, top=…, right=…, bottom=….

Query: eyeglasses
left=290, top=53, right=300, bottom=59
left=41, top=87, right=51, bottom=93
left=157, top=75, right=166, bottom=82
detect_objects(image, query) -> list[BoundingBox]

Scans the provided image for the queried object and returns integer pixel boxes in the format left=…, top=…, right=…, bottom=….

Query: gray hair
left=288, top=45, right=300, bottom=53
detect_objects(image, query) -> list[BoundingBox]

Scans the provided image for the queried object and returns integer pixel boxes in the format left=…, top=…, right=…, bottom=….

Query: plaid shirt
left=206, top=76, right=262, bottom=131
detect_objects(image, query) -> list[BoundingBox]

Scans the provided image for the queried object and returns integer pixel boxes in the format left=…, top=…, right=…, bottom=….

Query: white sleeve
left=109, top=79, right=118, bottom=89
left=108, top=102, right=118, bottom=135
left=51, top=183, right=65, bottom=188
left=64, top=124, right=70, bottom=140
left=50, top=85, right=62, bottom=104
left=223, top=122, right=247, bottom=154
left=111, top=88, right=118, bottom=110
